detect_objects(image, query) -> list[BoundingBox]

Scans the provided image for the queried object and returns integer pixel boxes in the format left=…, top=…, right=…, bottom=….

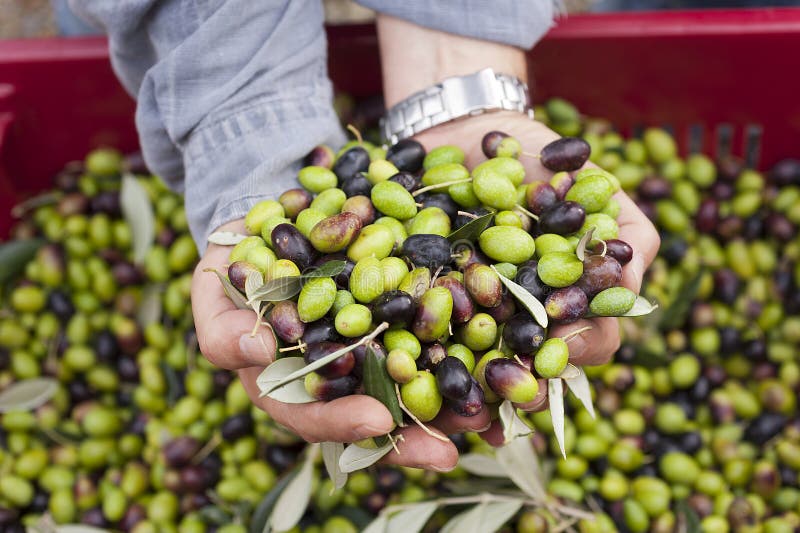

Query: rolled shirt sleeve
left=69, top=0, right=345, bottom=253
left=357, top=0, right=560, bottom=50
left=69, top=0, right=557, bottom=253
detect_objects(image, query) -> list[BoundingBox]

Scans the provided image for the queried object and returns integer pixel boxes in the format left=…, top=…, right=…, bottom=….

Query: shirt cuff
left=181, top=76, right=346, bottom=255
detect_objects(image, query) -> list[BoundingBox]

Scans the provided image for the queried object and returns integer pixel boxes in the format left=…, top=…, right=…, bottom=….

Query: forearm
left=377, top=14, right=528, bottom=107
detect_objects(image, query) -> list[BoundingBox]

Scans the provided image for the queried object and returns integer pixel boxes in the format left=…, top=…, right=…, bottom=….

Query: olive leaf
left=386, top=501, right=438, bottom=533
left=0, top=377, right=58, bottom=413
left=0, top=239, right=44, bottom=286
left=447, top=212, right=494, bottom=243
left=458, top=453, right=507, bottom=478
left=55, top=526, right=110, bottom=533
left=263, top=323, right=389, bottom=396
left=361, top=515, right=390, bottom=533
left=495, top=435, right=546, bottom=501
left=363, top=347, right=404, bottom=426
left=207, top=231, right=248, bottom=246
left=245, top=271, right=265, bottom=313
left=137, top=284, right=164, bottom=327
left=575, top=227, right=595, bottom=261
left=622, top=296, right=659, bottom=317
left=120, top=173, right=155, bottom=265
left=658, top=270, right=704, bottom=330
left=256, top=358, right=316, bottom=404
left=321, top=441, right=347, bottom=490
left=302, top=260, right=347, bottom=279
left=675, top=499, right=701, bottom=533
left=11, top=191, right=62, bottom=218
left=441, top=500, right=523, bottom=533
left=249, top=470, right=298, bottom=533
left=268, top=444, right=318, bottom=532
left=562, top=365, right=595, bottom=418
left=247, top=276, right=303, bottom=305
left=338, top=439, right=395, bottom=473
left=549, top=378, right=567, bottom=459
left=499, top=399, right=534, bottom=444
left=491, top=266, right=548, bottom=328
left=205, top=268, right=250, bottom=310
left=160, top=361, right=182, bottom=406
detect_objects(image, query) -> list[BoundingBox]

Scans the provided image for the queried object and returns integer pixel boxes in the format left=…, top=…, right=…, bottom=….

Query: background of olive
left=1, top=92, right=800, bottom=533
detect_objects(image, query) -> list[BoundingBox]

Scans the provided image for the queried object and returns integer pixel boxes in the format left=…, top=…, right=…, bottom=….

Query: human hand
left=415, top=112, right=660, bottom=444
left=192, top=219, right=490, bottom=471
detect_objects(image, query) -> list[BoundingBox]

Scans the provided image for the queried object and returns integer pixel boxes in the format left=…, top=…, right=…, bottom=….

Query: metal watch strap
left=380, top=68, right=532, bottom=145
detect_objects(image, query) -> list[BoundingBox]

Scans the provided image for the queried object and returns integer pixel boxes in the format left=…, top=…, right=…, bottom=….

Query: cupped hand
left=192, top=219, right=489, bottom=472
left=415, top=112, right=659, bottom=442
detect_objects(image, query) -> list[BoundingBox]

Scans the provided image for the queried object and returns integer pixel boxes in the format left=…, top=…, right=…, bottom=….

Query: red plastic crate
left=2, top=8, right=800, bottom=236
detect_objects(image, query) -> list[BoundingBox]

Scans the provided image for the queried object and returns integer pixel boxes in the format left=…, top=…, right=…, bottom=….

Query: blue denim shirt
left=69, top=1, right=557, bottom=252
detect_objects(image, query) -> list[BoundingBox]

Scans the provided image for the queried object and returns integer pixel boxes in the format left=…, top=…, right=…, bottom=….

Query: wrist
left=377, top=15, right=527, bottom=108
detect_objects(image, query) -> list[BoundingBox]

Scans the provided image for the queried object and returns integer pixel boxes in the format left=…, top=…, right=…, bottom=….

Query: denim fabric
left=69, top=0, right=555, bottom=251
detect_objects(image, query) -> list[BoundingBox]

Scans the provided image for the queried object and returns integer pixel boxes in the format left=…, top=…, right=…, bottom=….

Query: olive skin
left=484, top=358, right=539, bottom=404
left=435, top=357, right=472, bottom=400
left=433, top=276, right=475, bottom=324
left=447, top=377, right=485, bottom=417
left=303, top=341, right=354, bottom=379
left=332, top=146, right=370, bottom=181
left=301, top=317, right=343, bottom=345
left=540, top=137, right=591, bottom=172
left=371, top=290, right=416, bottom=327
left=388, top=171, right=420, bottom=192
left=386, top=139, right=426, bottom=173
left=340, top=174, right=373, bottom=198
left=270, top=223, right=318, bottom=270
left=401, top=234, right=453, bottom=270
left=538, top=201, right=586, bottom=235
left=502, top=313, right=546, bottom=355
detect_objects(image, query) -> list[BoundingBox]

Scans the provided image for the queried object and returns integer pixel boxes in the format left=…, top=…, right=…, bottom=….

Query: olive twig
left=456, top=210, right=479, bottom=220
left=561, top=326, right=593, bottom=344
left=191, top=431, right=223, bottom=464
left=394, top=383, right=450, bottom=443
left=514, top=205, right=540, bottom=222
left=279, top=342, right=307, bottom=353
left=345, top=123, right=363, bottom=145
left=387, top=433, right=403, bottom=455
left=411, top=178, right=473, bottom=197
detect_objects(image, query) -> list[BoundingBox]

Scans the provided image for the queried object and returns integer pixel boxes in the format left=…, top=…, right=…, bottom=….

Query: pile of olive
left=496, top=100, right=800, bottom=533
left=222, top=128, right=637, bottom=427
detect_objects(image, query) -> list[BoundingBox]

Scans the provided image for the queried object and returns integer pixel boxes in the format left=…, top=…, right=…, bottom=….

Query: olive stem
left=279, top=342, right=307, bottom=353
left=411, top=178, right=473, bottom=197
left=598, top=239, right=608, bottom=257
left=521, top=151, right=542, bottom=159
left=514, top=205, right=540, bottom=222
left=387, top=433, right=403, bottom=455
left=250, top=303, right=271, bottom=338
left=346, top=123, right=363, bottom=145
left=430, top=265, right=443, bottom=288
left=562, top=326, right=593, bottom=344
left=264, top=322, right=391, bottom=395
left=394, top=383, right=450, bottom=443
left=456, top=210, right=479, bottom=220
left=41, top=427, right=75, bottom=447
left=191, top=431, right=223, bottom=464
left=415, top=202, right=425, bottom=208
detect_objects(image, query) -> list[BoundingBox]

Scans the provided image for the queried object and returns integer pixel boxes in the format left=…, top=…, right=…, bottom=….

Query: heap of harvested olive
left=218, top=128, right=649, bottom=438
left=1, top=93, right=800, bottom=533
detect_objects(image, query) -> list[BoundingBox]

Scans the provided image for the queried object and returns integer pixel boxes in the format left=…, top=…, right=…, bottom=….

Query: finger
left=192, top=243, right=276, bottom=369
left=549, top=317, right=620, bottom=367
left=432, top=407, right=491, bottom=435
left=514, top=378, right=549, bottom=412
left=240, top=367, right=396, bottom=442
left=479, top=420, right=505, bottom=448
left=380, top=425, right=459, bottom=472
left=615, top=192, right=660, bottom=294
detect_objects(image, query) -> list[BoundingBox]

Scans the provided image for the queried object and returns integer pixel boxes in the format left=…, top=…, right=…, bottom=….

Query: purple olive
left=540, top=137, right=591, bottom=172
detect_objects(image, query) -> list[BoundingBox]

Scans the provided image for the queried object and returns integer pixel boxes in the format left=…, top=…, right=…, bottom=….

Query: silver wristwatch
left=380, top=68, right=533, bottom=145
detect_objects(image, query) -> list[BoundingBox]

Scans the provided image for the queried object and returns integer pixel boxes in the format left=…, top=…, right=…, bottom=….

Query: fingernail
left=477, top=422, right=492, bottom=432
left=239, top=333, right=274, bottom=365
left=430, top=463, right=456, bottom=473
left=355, top=423, right=388, bottom=440
left=630, top=253, right=646, bottom=292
